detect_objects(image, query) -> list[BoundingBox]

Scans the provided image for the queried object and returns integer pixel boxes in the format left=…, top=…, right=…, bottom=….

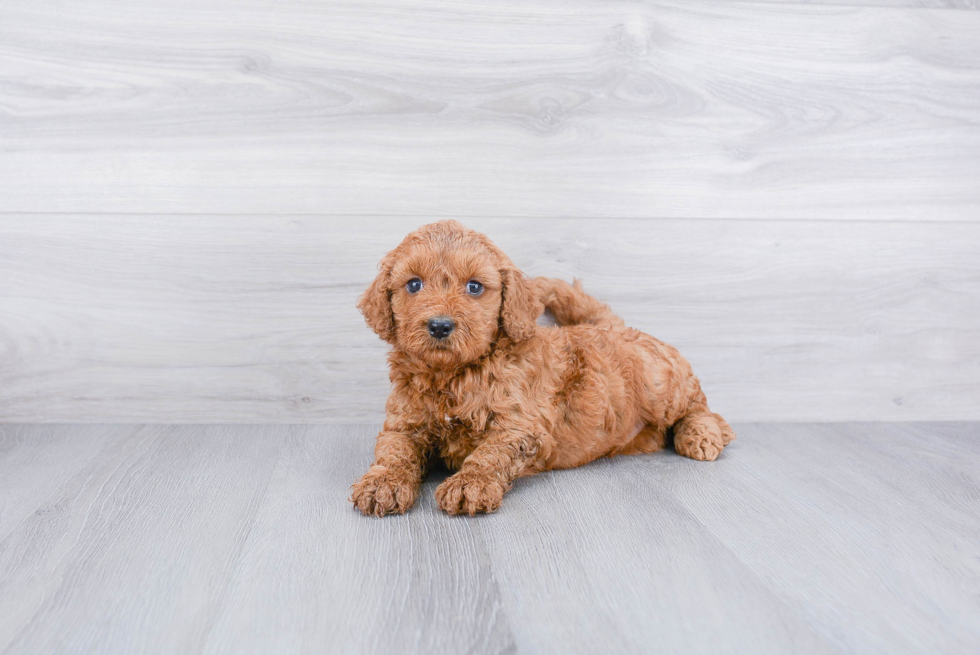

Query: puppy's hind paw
left=675, top=437, right=723, bottom=461
left=672, top=409, right=729, bottom=462
left=350, top=465, right=419, bottom=517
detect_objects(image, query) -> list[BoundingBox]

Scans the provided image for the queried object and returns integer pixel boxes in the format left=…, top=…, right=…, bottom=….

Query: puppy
left=351, top=220, right=734, bottom=516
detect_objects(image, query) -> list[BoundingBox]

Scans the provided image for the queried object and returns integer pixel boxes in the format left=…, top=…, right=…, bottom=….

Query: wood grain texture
left=2, top=215, right=977, bottom=422
left=477, top=455, right=840, bottom=654
left=0, top=425, right=134, bottom=542
left=1, top=423, right=978, bottom=654
left=753, top=0, right=980, bottom=7
left=0, top=425, right=288, bottom=654
left=200, top=425, right=514, bottom=655
left=664, top=423, right=980, bottom=653
left=1, top=0, right=978, bottom=219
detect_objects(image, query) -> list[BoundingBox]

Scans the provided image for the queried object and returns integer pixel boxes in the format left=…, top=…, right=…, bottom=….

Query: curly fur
left=351, top=220, right=734, bottom=516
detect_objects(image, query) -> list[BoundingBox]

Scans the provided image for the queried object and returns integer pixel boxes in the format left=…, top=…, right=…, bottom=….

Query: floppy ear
left=499, top=267, right=542, bottom=342
left=357, top=253, right=397, bottom=343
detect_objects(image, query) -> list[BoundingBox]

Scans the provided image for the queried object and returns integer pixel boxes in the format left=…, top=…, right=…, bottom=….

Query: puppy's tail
left=534, top=277, right=624, bottom=329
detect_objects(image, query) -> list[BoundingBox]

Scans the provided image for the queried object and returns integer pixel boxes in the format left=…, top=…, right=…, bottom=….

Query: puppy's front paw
left=435, top=470, right=505, bottom=516
left=350, top=465, right=419, bottom=517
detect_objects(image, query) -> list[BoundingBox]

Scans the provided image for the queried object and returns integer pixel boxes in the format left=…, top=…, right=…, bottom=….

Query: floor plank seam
left=196, top=428, right=291, bottom=654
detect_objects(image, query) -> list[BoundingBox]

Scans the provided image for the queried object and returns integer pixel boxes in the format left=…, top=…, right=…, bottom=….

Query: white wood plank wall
left=1, top=0, right=978, bottom=422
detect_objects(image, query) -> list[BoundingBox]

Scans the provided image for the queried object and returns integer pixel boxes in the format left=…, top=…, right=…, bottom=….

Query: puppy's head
left=358, top=221, right=541, bottom=367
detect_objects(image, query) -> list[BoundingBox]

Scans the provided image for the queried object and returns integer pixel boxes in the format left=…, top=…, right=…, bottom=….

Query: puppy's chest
left=429, top=415, right=484, bottom=470
left=424, top=397, right=489, bottom=471
left=409, top=370, right=497, bottom=469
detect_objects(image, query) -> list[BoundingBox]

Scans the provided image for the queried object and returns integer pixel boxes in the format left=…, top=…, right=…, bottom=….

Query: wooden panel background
left=1, top=216, right=977, bottom=422
left=1, top=0, right=978, bottom=219
left=0, top=0, right=978, bottom=422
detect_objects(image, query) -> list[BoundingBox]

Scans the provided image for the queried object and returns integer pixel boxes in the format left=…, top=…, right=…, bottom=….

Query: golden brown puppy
left=351, top=220, right=734, bottom=516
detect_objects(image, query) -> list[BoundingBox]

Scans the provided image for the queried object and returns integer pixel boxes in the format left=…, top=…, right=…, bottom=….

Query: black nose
left=427, top=316, right=455, bottom=340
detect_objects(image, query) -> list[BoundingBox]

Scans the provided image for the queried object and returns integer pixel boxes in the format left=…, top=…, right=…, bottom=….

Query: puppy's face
left=389, top=243, right=502, bottom=367
left=358, top=221, right=540, bottom=368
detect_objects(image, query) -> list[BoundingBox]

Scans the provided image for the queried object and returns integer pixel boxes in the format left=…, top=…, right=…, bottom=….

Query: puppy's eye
left=466, top=280, right=484, bottom=296
left=406, top=278, right=423, bottom=294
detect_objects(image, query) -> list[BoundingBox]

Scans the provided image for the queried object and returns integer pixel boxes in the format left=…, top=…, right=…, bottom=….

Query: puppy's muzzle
left=427, top=316, right=455, bottom=340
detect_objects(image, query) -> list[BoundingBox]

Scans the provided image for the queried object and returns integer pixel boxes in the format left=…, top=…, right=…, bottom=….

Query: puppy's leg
left=672, top=406, right=735, bottom=462
left=610, top=423, right=668, bottom=456
left=351, top=430, right=429, bottom=517
left=435, top=431, right=543, bottom=516
left=636, top=338, right=734, bottom=462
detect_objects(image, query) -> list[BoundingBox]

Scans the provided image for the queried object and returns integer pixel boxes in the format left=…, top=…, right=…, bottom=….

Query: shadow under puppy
left=351, top=220, right=734, bottom=516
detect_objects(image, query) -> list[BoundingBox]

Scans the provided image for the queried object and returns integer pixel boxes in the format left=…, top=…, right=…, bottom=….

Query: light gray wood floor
left=1, top=423, right=977, bottom=654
